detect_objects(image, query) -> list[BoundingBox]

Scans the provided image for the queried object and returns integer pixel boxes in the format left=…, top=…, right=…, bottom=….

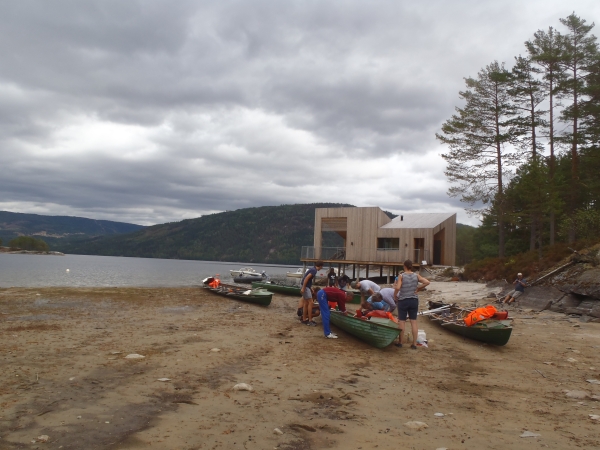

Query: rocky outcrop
left=558, top=268, right=600, bottom=299
left=496, top=249, right=600, bottom=321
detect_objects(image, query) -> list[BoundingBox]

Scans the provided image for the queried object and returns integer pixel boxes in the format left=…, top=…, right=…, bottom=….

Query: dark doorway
left=433, top=240, right=442, bottom=265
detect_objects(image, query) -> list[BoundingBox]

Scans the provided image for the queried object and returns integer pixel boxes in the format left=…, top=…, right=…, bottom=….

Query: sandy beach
left=1, top=282, right=599, bottom=449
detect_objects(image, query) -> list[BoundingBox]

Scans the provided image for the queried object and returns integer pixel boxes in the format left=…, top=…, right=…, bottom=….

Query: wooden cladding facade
left=310, top=207, right=456, bottom=266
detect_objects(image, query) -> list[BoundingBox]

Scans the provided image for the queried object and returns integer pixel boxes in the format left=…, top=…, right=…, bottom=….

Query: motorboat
left=286, top=267, right=339, bottom=278
left=230, top=267, right=261, bottom=277
left=286, top=268, right=305, bottom=278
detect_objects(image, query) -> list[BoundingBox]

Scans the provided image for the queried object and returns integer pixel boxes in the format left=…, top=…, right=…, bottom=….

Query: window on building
left=377, top=238, right=399, bottom=250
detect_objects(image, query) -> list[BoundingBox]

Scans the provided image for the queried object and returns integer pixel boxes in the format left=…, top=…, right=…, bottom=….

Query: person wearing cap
left=352, top=279, right=381, bottom=308
left=503, top=273, right=528, bottom=304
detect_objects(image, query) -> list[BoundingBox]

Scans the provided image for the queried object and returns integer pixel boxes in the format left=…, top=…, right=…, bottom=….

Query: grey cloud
left=1, top=0, right=598, bottom=226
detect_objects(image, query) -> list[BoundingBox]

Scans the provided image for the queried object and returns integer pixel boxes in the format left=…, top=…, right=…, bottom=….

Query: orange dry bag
left=463, top=305, right=497, bottom=326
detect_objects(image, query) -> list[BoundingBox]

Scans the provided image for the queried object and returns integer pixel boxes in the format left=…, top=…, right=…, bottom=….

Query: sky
left=1, top=1, right=599, bottom=226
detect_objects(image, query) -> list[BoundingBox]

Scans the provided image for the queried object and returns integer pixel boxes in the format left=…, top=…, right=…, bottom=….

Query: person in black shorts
left=394, top=259, right=430, bottom=349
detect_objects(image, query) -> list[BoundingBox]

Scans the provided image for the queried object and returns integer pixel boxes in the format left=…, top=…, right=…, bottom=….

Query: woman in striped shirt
left=394, top=259, right=430, bottom=349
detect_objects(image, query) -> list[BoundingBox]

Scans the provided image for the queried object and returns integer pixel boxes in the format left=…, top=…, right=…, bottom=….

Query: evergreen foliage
left=9, top=236, right=49, bottom=252
left=437, top=61, right=521, bottom=257
left=439, top=12, right=600, bottom=262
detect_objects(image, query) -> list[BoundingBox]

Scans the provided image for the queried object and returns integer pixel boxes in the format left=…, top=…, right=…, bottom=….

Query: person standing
left=394, top=260, right=429, bottom=349
left=300, top=260, right=323, bottom=326
left=327, top=268, right=337, bottom=288
left=503, top=272, right=528, bottom=304
left=316, top=287, right=354, bottom=339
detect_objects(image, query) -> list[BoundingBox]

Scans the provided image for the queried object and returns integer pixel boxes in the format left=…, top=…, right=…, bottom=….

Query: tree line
left=437, top=13, right=600, bottom=259
left=8, top=236, right=49, bottom=252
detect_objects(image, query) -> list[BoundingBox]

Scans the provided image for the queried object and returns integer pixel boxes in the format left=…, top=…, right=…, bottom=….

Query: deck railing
left=301, top=246, right=430, bottom=264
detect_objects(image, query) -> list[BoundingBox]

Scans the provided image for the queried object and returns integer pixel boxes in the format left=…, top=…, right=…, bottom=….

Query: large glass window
left=377, top=238, right=399, bottom=250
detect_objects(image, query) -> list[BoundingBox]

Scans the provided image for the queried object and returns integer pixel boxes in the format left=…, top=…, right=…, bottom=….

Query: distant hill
left=56, top=203, right=354, bottom=264
left=0, top=211, right=144, bottom=247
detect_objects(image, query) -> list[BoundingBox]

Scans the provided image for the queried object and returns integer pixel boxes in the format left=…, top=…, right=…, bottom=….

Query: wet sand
left=1, top=283, right=599, bottom=449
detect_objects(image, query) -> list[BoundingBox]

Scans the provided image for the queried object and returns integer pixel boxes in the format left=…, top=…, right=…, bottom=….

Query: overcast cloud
left=1, top=1, right=599, bottom=226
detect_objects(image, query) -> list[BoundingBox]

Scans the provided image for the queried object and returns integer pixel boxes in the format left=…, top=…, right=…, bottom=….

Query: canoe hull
left=251, top=282, right=361, bottom=303
left=428, top=301, right=512, bottom=346
left=436, top=321, right=512, bottom=346
left=202, top=284, right=272, bottom=306
left=233, top=275, right=264, bottom=283
left=252, top=282, right=300, bottom=295
left=329, top=312, right=399, bottom=348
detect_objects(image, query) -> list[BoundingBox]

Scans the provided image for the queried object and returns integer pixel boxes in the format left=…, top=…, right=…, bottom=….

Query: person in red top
left=315, top=287, right=354, bottom=339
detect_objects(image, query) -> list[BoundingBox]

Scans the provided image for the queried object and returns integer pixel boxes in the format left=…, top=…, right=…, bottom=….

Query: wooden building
left=301, top=206, right=456, bottom=281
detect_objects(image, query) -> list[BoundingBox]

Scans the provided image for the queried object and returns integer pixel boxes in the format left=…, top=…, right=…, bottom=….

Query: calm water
left=0, top=254, right=300, bottom=288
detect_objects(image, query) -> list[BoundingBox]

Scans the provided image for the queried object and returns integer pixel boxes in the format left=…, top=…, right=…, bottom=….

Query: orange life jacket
left=464, top=305, right=497, bottom=326
left=208, top=279, right=221, bottom=288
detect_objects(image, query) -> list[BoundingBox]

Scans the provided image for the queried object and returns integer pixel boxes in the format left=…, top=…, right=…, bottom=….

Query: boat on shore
left=329, top=311, right=400, bottom=348
left=233, top=273, right=266, bottom=283
left=286, top=268, right=305, bottom=278
left=251, top=281, right=362, bottom=303
left=427, top=301, right=513, bottom=346
left=251, top=281, right=302, bottom=295
left=286, top=268, right=337, bottom=278
left=230, top=267, right=261, bottom=277
left=202, top=277, right=272, bottom=306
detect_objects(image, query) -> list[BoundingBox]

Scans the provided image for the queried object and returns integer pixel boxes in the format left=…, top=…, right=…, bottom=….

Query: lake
left=0, top=253, right=301, bottom=288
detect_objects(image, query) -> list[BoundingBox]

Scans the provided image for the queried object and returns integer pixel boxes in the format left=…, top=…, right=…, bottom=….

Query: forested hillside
left=55, top=203, right=355, bottom=264
left=0, top=211, right=143, bottom=247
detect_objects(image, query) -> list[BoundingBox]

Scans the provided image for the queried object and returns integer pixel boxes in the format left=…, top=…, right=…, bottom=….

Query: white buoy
left=66, top=269, right=70, bottom=272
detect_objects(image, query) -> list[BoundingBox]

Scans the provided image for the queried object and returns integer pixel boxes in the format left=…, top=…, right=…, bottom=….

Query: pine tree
left=580, top=57, right=600, bottom=212
left=508, top=56, right=547, bottom=253
left=437, top=61, right=520, bottom=257
left=559, top=13, right=599, bottom=242
left=525, top=27, right=567, bottom=244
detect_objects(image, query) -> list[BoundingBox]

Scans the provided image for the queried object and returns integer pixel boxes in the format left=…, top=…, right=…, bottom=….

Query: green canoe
left=328, top=312, right=400, bottom=348
left=202, top=280, right=272, bottom=306
left=427, top=301, right=513, bottom=346
left=251, top=281, right=301, bottom=296
left=252, top=281, right=362, bottom=304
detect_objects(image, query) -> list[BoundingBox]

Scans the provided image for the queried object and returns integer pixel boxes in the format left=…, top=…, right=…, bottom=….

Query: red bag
left=493, top=311, right=508, bottom=320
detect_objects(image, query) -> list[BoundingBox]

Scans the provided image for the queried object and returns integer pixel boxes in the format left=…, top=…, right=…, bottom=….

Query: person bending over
left=376, top=288, right=397, bottom=313
left=352, top=279, right=381, bottom=307
left=316, top=287, right=354, bottom=339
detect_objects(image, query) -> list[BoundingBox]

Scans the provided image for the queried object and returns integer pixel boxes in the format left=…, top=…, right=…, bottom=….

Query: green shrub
left=9, top=236, right=49, bottom=252
left=462, top=240, right=596, bottom=281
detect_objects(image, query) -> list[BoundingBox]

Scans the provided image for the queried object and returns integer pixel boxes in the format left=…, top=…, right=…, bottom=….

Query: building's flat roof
left=381, top=213, right=455, bottom=229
